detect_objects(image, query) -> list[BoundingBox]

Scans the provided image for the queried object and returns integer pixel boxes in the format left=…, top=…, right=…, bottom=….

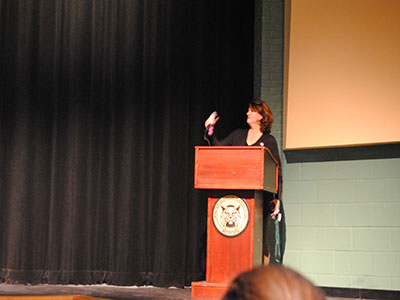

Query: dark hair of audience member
left=222, top=265, right=326, bottom=300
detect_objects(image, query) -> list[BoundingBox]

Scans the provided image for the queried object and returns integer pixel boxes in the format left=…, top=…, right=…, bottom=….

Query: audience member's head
left=222, top=265, right=326, bottom=300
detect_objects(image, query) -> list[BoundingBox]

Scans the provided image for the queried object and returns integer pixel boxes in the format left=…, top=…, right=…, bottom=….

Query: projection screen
left=284, top=0, right=400, bottom=151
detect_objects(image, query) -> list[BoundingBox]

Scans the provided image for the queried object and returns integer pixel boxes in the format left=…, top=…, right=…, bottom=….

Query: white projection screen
left=284, top=0, right=400, bottom=151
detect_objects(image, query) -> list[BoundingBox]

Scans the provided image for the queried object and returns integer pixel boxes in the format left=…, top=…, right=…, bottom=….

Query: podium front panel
left=206, top=190, right=263, bottom=284
left=194, top=146, right=277, bottom=192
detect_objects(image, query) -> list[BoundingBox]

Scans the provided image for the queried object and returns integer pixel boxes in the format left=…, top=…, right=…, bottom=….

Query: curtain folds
left=0, top=0, right=255, bottom=287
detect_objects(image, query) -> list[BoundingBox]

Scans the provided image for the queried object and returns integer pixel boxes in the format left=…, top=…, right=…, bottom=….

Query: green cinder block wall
left=262, top=0, right=400, bottom=291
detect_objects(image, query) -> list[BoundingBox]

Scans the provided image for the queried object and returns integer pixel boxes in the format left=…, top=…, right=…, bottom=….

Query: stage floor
left=0, top=283, right=378, bottom=300
left=0, top=284, right=191, bottom=300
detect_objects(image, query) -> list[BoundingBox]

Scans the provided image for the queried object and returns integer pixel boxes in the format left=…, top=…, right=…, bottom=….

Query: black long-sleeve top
left=206, top=128, right=283, bottom=202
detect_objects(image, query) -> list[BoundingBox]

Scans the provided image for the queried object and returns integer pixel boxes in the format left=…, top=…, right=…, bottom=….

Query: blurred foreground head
left=222, top=265, right=326, bottom=300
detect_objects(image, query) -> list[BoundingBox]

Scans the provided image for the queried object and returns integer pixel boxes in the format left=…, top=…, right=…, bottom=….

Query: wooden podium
left=191, top=146, right=278, bottom=299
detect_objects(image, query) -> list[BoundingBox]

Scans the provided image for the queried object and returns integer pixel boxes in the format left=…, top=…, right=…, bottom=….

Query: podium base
left=191, top=281, right=230, bottom=299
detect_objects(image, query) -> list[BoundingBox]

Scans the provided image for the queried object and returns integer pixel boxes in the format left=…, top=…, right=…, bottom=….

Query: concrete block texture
left=316, top=228, right=352, bottom=251
left=302, top=204, right=336, bottom=227
left=284, top=204, right=301, bottom=226
left=335, top=204, right=400, bottom=227
left=283, top=249, right=301, bottom=271
left=333, top=160, right=377, bottom=179
left=353, top=228, right=391, bottom=252
left=354, top=179, right=391, bottom=203
left=352, top=276, right=392, bottom=290
left=391, top=228, right=400, bottom=251
left=317, top=180, right=356, bottom=203
left=392, top=278, right=400, bottom=290
left=301, top=161, right=337, bottom=180
left=300, top=251, right=335, bottom=274
left=316, top=274, right=353, bottom=288
left=286, top=227, right=317, bottom=250
left=372, top=158, right=400, bottom=178
left=284, top=181, right=317, bottom=204
left=391, top=178, right=400, bottom=201
left=334, top=252, right=373, bottom=276
left=282, top=162, right=301, bottom=181
left=373, top=253, right=400, bottom=277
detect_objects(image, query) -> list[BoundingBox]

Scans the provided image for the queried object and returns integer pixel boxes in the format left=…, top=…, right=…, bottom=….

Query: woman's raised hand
left=205, top=111, right=220, bottom=128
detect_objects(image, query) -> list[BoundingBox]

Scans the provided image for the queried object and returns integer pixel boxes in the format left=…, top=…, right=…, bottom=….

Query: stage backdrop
left=0, top=0, right=254, bottom=287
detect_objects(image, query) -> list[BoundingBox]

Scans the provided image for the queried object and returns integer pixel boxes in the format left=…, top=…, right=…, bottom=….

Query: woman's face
left=246, top=107, right=263, bottom=126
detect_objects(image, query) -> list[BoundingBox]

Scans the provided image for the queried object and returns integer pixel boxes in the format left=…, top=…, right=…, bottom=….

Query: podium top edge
left=195, top=146, right=265, bottom=150
left=195, top=146, right=279, bottom=165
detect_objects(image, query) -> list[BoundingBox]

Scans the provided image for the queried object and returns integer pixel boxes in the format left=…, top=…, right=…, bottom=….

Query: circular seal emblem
left=212, top=195, right=249, bottom=237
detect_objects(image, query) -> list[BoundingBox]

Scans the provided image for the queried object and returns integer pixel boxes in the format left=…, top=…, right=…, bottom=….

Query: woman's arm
left=204, top=128, right=238, bottom=146
left=262, top=134, right=283, bottom=217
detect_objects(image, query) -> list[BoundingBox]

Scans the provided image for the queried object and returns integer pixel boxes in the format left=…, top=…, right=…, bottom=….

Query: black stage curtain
left=0, top=0, right=254, bottom=287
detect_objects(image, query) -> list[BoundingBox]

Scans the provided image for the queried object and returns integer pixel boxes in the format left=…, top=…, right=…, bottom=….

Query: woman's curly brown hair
left=249, top=100, right=274, bottom=133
